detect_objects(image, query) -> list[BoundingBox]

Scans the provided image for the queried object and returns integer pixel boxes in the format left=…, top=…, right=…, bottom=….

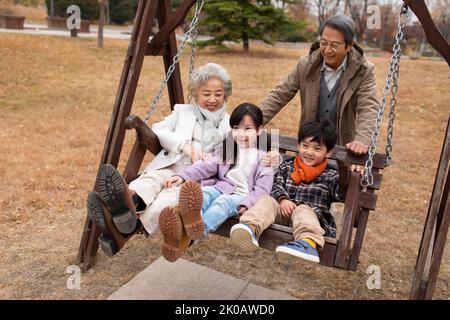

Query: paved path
left=108, top=257, right=297, bottom=300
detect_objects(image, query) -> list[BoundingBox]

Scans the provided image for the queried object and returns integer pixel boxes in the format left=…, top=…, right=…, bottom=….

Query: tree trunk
left=242, top=31, right=249, bottom=52
left=98, top=0, right=105, bottom=48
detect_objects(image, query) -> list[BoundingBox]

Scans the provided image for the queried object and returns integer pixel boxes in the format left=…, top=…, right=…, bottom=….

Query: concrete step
left=108, top=257, right=297, bottom=300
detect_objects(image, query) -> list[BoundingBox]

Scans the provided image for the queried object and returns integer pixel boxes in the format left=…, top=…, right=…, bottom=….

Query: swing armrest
left=125, top=115, right=162, bottom=156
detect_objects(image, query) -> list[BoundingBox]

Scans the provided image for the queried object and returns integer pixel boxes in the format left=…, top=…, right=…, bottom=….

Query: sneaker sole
left=275, top=246, right=320, bottom=264
left=230, top=226, right=259, bottom=251
left=178, top=181, right=204, bottom=240
left=87, top=192, right=119, bottom=257
left=159, top=207, right=183, bottom=262
left=98, top=164, right=137, bottom=234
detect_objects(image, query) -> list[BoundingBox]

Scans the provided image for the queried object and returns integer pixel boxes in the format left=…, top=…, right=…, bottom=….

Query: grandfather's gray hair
left=189, top=63, right=232, bottom=101
left=319, top=14, right=355, bottom=47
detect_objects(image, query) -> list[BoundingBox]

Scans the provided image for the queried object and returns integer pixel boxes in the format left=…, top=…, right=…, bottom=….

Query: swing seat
left=124, top=115, right=386, bottom=271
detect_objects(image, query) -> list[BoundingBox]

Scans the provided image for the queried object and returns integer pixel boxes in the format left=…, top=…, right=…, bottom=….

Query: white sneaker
left=230, top=223, right=259, bottom=251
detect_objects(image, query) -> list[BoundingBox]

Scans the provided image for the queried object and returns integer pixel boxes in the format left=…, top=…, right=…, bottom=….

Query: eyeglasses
left=319, top=39, right=344, bottom=51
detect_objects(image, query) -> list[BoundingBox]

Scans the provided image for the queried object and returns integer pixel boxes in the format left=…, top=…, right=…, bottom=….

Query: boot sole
left=159, top=207, right=183, bottom=262
left=178, top=181, right=204, bottom=240
left=98, top=164, right=137, bottom=234
left=230, top=226, right=259, bottom=252
left=87, top=192, right=119, bottom=257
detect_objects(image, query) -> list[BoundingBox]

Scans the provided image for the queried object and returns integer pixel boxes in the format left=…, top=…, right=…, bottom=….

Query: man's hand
left=183, top=143, right=212, bottom=163
left=164, top=176, right=184, bottom=188
left=345, top=140, right=368, bottom=156
left=261, top=150, right=282, bottom=168
left=280, top=199, right=297, bottom=218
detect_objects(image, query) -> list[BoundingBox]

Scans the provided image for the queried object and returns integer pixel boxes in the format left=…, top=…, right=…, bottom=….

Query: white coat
left=142, top=104, right=231, bottom=173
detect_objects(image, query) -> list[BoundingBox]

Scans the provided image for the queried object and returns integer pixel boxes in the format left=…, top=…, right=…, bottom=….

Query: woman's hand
left=280, top=199, right=297, bottom=218
left=261, top=151, right=282, bottom=168
left=183, top=143, right=212, bottom=163
left=164, top=176, right=185, bottom=188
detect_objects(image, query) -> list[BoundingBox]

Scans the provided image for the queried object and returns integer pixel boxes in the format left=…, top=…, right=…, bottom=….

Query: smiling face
left=195, top=78, right=225, bottom=112
left=232, top=115, right=262, bottom=149
left=298, top=136, right=332, bottom=166
left=319, top=26, right=352, bottom=70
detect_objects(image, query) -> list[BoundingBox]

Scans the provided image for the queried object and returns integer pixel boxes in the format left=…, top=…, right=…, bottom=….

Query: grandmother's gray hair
left=188, top=63, right=232, bottom=101
left=319, top=14, right=355, bottom=47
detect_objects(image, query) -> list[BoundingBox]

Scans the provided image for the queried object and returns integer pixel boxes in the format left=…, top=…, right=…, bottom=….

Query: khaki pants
left=240, top=195, right=326, bottom=248
left=129, top=167, right=181, bottom=236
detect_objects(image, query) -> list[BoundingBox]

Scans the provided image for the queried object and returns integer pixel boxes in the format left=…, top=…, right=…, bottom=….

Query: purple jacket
left=177, top=151, right=274, bottom=209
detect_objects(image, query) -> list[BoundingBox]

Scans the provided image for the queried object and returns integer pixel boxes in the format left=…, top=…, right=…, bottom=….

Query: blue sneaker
left=230, top=223, right=259, bottom=251
left=275, top=240, right=320, bottom=263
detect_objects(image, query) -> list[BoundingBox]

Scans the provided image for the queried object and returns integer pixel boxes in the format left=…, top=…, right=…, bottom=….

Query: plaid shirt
left=271, top=157, right=341, bottom=237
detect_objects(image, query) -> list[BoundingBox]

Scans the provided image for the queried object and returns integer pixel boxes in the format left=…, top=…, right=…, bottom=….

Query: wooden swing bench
left=123, top=115, right=386, bottom=271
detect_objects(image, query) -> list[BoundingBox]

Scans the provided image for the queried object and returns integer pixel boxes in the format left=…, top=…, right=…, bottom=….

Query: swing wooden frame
left=77, top=0, right=450, bottom=284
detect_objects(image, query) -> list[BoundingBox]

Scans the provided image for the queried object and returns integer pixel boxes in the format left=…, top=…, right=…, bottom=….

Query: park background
left=0, top=0, right=449, bottom=299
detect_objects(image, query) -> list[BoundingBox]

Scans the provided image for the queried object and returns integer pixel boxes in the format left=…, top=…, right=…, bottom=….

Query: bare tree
left=289, top=0, right=310, bottom=20
left=430, top=0, right=449, bottom=41
left=344, top=0, right=370, bottom=42
left=311, top=0, right=343, bottom=28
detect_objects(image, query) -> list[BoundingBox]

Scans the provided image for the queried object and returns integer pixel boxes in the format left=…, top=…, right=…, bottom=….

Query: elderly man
left=261, top=14, right=379, bottom=155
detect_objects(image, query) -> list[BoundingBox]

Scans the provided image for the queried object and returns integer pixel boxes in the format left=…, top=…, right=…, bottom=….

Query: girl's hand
left=183, top=144, right=212, bottom=163
left=280, top=199, right=296, bottom=218
left=164, top=176, right=184, bottom=188
left=238, top=206, right=247, bottom=215
left=261, top=151, right=282, bottom=168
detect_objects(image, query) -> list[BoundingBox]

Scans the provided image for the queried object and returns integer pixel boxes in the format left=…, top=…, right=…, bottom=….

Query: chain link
left=361, top=3, right=410, bottom=187
left=144, top=0, right=205, bottom=124
left=187, top=0, right=202, bottom=103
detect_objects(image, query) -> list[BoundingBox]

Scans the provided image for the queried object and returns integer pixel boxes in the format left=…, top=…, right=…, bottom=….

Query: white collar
left=321, top=56, right=348, bottom=72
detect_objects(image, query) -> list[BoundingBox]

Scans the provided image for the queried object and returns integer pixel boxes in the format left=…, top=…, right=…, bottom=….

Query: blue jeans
left=201, top=186, right=245, bottom=234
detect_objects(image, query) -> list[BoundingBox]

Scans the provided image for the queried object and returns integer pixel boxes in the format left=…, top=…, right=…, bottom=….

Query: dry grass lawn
left=0, top=33, right=449, bottom=300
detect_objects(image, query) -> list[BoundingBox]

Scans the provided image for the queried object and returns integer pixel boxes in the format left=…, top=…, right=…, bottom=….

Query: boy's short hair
left=298, top=119, right=337, bottom=151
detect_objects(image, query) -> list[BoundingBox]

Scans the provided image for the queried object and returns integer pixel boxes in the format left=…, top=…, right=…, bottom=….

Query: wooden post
left=77, top=0, right=198, bottom=272
left=98, top=0, right=106, bottom=48
left=410, top=116, right=450, bottom=299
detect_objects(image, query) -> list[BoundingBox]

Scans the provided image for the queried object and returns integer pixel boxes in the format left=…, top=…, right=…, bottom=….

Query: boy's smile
left=298, top=137, right=332, bottom=166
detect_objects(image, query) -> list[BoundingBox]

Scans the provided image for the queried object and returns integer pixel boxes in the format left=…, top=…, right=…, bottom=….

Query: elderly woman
left=88, top=63, right=233, bottom=256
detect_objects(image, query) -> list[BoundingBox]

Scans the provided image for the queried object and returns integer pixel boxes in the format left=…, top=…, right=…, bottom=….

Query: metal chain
left=187, top=0, right=202, bottom=103
left=361, top=4, right=410, bottom=187
left=144, top=0, right=205, bottom=124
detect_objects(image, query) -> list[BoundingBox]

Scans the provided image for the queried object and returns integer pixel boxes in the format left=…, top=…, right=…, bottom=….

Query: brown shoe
left=178, top=181, right=204, bottom=240
left=159, top=206, right=190, bottom=262
left=87, top=192, right=141, bottom=257
left=97, top=164, right=139, bottom=234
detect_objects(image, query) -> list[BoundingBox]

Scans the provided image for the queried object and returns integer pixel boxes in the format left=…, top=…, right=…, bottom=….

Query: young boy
left=230, top=119, right=344, bottom=263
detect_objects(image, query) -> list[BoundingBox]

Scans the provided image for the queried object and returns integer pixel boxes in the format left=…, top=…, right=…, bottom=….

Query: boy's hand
left=164, top=176, right=184, bottom=188
left=280, top=199, right=297, bottom=218
left=350, top=164, right=365, bottom=175
left=238, top=206, right=247, bottom=215
left=261, top=151, right=282, bottom=168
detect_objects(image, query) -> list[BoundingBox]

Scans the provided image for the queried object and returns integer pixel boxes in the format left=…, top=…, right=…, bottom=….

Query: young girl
left=158, top=103, right=275, bottom=262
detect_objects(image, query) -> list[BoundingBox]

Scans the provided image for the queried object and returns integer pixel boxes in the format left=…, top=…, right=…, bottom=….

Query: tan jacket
left=261, top=42, right=380, bottom=146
